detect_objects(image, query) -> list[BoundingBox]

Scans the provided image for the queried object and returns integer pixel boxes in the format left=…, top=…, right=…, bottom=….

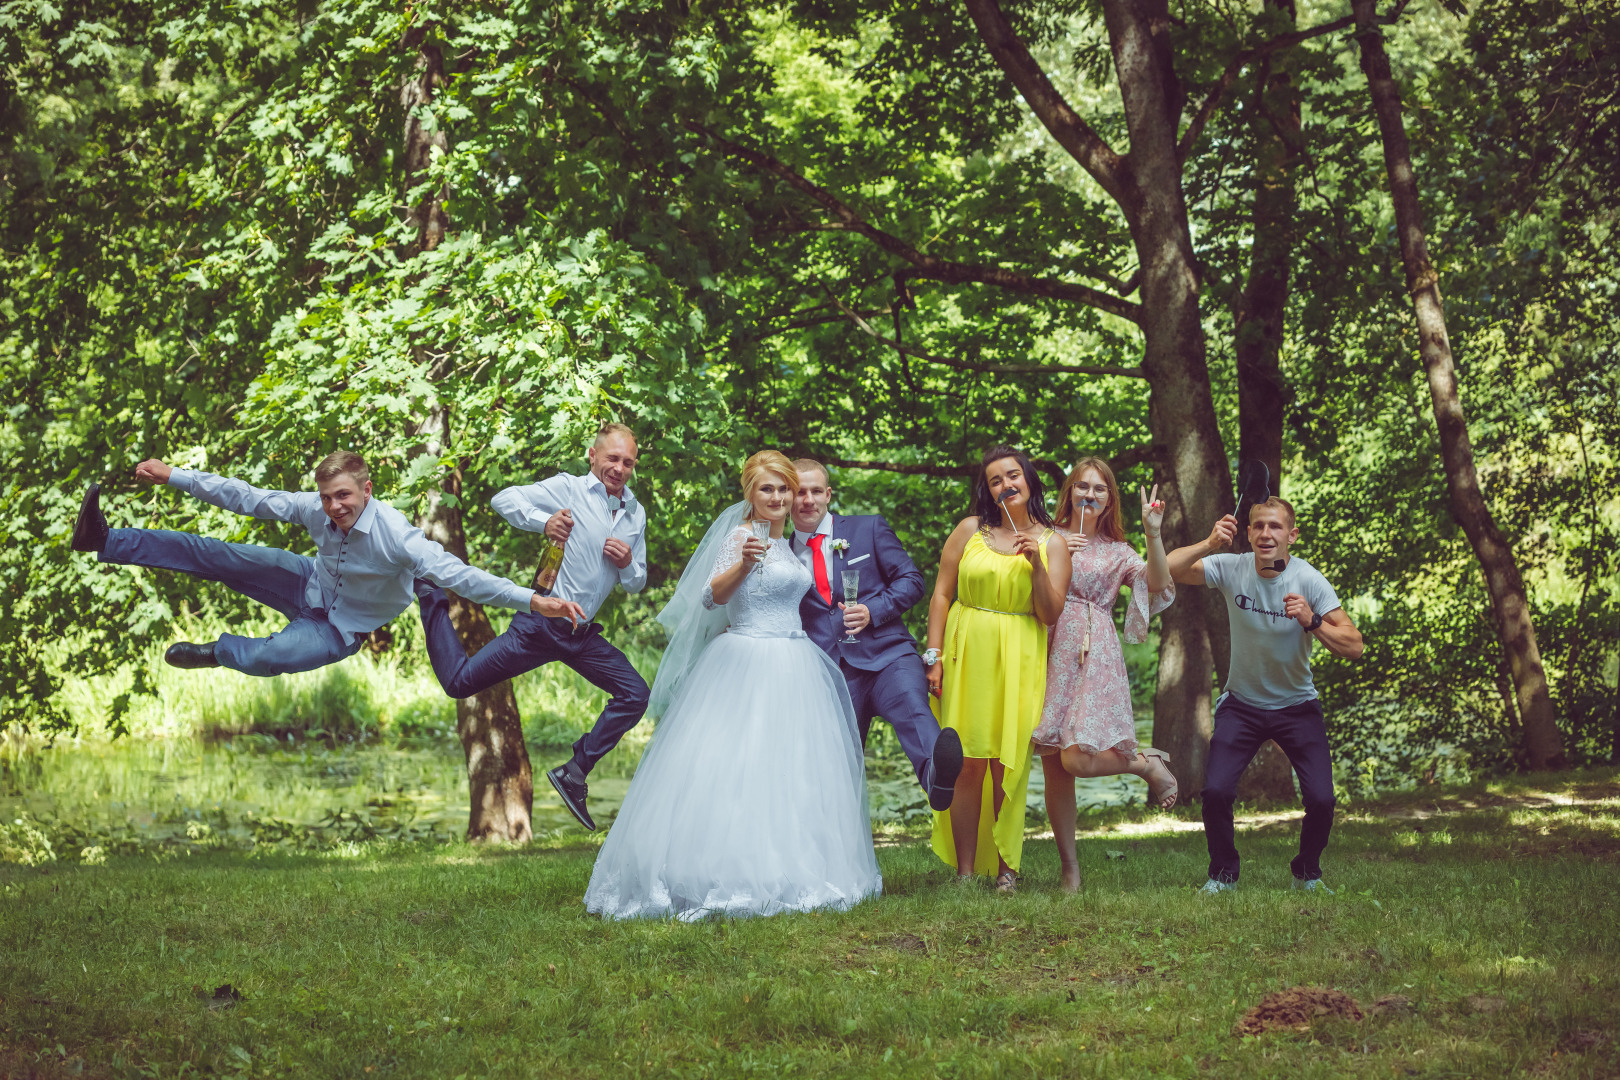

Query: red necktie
left=807, top=534, right=833, bottom=605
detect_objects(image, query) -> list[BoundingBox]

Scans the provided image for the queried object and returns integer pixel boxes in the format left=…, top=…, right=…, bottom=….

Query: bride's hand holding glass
left=740, top=531, right=769, bottom=568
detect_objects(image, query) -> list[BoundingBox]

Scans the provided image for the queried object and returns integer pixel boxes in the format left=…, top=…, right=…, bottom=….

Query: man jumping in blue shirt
left=71, top=450, right=581, bottom=676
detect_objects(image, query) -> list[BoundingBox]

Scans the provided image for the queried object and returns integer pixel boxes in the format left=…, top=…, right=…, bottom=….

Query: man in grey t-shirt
left=1168, top=497, right=1364, bottom=893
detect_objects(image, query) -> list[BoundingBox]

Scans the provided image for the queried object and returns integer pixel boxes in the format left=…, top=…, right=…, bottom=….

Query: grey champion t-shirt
left=1203, top=553, right=1342, bottom=709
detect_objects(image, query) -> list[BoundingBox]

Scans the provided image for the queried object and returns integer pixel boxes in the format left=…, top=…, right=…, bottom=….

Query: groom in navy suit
left=790, top=459, right=963, bottom=810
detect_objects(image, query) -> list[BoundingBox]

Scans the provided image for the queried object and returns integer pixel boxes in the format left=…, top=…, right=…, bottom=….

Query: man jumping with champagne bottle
left=417, top=423, right=649, bottom=830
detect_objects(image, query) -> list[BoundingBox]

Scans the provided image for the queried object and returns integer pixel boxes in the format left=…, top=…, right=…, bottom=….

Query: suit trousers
left=100, top=528, right=362, bottom=676
left=841, top=655, right=945, bottom=797
left=419, top=588, right=650, bottom=776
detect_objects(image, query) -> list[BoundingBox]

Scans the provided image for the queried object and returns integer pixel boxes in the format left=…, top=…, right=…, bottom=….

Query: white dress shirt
left=792, top=511, right=834, bottom=589
left=490, top=472, right=648, bottom=621
left=168, top=469, right=535, bottom=642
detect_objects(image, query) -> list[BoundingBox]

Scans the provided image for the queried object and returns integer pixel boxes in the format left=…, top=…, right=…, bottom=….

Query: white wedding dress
left=584, top=528, right=882, bottom=920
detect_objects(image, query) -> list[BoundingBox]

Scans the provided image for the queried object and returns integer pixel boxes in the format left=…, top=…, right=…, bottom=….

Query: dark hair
left=972, top=445, right=1053, bottom=528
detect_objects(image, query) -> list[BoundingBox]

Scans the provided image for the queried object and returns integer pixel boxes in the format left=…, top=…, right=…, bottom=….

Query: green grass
left=3, top=771, right=1618, bottom=1079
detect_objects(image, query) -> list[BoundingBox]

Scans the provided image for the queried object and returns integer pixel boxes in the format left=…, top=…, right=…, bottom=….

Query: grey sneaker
left=1198, top=879, right=1236, bottom=895
left=1291, top=877, right=1333, bottom=894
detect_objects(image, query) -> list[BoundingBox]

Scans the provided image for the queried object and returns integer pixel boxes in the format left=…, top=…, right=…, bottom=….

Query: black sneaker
left=928, top=727, right=964, bottom=811
left=546, top=761, right=596, bottom=831
left=71, top=484, right=108, bottom=552
left=164, top=642, right=219, bottom=669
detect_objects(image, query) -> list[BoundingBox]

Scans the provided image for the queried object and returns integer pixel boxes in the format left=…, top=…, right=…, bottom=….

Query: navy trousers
left=419, top=589, right=650, bottom=777
left=842, top=656, right=946, bottom=800
left=1202, top=694, right=1337, bottom=883
left=100, top=528, right=362, bottom=676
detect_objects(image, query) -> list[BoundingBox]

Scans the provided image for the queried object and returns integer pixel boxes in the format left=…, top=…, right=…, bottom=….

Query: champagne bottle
left=534, top=534, right=565, bottom=595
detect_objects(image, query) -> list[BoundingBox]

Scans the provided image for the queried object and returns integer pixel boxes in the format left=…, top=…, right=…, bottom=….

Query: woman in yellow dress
left=925, top=446, right=1071, bottom=891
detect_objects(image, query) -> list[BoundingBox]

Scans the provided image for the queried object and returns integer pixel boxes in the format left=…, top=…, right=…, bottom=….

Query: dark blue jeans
left=100, top=528, right=362, bottom=676
left=419, top=589, right=650, bottom=777
left=1202, top=694, right=1337, bottom=883
left=842, top=656, right=947, bottom=802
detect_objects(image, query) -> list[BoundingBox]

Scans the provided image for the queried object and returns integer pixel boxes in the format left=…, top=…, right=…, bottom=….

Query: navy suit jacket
left=796, top=514, right=926, bottom=673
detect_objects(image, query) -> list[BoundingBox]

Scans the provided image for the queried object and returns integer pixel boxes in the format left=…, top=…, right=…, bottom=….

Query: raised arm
left=144, top=460, right=321, bottom=526
left=1167, top=515, right=1238, bottom=586
left=703, top=528, right=766, bottom=608
left=1139, top=485, right=1171, bottom=593
left=399, top=527, right=581, bottom=623
left=925, top=519, right=978, bottom=697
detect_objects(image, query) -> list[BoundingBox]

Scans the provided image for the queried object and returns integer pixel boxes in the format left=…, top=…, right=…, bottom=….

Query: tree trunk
left=1351, top=0, right=1566, bottom=770
left=1106, top=0, right=1234, bottom=799
left=402, top=28, right=537, bottom=838
left=1233, top=0, right=1302, bottom=802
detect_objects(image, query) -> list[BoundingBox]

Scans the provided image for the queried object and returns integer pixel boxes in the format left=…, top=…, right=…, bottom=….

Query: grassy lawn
left=3, top=770, right=1618, bottom=1079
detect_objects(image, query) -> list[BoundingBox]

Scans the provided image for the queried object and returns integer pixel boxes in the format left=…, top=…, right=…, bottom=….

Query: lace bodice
left=701, top=528, right=813, bottom=638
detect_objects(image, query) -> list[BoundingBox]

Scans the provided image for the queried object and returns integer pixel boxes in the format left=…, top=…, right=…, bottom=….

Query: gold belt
left=952, top=601, right=1034, bottom=662
left=960, top=601, right=1033, bottom=617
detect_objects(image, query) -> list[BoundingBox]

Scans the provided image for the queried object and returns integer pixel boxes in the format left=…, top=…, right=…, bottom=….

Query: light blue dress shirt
left=167, top=469, right=535, bottom=642
left=491, top=472, right=647, bottom=622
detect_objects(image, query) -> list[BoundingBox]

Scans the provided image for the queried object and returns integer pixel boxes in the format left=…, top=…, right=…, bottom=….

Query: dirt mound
left=1235, top=986, right=1364, bottom=1036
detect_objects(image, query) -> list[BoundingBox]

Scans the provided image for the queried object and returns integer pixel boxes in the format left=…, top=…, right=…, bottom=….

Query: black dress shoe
left=928, top=727, right=964, bottom=811
left=70, top=484, right=108, bottom=552
left=546, top=761, right=597, bottom=831
left=164, top=642, right=219, bottom=669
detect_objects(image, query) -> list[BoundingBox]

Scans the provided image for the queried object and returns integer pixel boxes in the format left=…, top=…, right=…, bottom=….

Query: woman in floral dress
left=1032, top=457, right=1178, bottom=891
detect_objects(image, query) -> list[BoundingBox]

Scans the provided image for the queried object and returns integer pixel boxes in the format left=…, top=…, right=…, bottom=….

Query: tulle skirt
left=584, top=630, right=882, bottom=920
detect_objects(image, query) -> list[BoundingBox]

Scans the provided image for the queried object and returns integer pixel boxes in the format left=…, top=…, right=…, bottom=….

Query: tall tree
left=1350, top=0, right=1565, bottom=769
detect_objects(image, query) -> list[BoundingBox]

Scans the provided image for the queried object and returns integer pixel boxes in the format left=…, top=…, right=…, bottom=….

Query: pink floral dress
left=1031, top=534, right=1175, bottom=756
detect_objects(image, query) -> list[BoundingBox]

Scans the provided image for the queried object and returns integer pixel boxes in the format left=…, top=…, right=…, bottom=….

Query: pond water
left=1, top=721, right=1150, bottom=850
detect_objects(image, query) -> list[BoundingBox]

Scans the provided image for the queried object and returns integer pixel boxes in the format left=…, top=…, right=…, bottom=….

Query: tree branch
left=1108, top=442, right=1161, bottom=474
left=1177, top=1, right=1418, bottom=164
left=688, top=123, right=1142, bottom=324
left=1176, top=15, right=1353, bottom=164
left=825, top=288, right=1145, bottom=379
left=960, top=0, right=1129, bottom=203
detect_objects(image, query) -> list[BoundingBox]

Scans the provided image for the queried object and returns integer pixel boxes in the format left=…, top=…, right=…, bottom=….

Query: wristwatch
left=922, top=648, right=941, bottom=666
left=1304, top=613, right=1323, bottom=633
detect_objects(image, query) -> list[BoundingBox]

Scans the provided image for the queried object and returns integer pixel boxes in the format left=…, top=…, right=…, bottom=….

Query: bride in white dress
left=584, top=450, right=882, bottom=920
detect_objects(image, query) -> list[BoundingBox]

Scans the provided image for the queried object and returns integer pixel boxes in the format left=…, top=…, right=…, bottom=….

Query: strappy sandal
left=1139, top=748, right=1179, bottom=811
left=994, top=871, right=1018, bottom=894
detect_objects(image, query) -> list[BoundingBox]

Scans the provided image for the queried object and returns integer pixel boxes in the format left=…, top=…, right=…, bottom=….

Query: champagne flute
left=750, top=519, right=772, bottom=573
left=840, top=570, right=861, bottom=644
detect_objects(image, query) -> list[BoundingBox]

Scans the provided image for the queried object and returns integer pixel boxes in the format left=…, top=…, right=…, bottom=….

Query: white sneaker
left=1198, top=879, right=1236, bottom=895
left=1291, top=877, right=1333, bottom=894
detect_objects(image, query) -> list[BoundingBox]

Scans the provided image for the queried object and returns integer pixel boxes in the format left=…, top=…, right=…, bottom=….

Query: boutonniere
left=830, top=539, right=851, bottom=555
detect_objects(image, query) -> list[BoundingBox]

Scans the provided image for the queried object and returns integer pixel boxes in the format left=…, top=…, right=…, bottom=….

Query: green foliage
left=2, top=0, right=1617, bottom=781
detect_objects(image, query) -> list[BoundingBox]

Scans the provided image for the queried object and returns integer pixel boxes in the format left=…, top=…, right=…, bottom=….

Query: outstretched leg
left=418, top=587, right=555, bottom=698
left=860, top=656, right=962, bottom=810
left=1060, top=745, right=1179, bottom=809
left=101, top=528, right=314, bottom=617
left=215, top=615, right=361, bottom=676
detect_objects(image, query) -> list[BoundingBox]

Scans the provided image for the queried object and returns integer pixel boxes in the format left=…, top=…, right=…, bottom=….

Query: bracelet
left=922, top=648, right=941, bottom=666
left=1145, top=531, right=1160, bottom=539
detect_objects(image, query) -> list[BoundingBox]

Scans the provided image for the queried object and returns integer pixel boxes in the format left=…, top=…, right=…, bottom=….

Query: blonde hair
left=1249, top=496, right=1296, bottom=528
left=315, top=450, right=369, bottom=487
left=741, top=450, right=799, bottom=513
left=1055, top=457, right=1125, bottom=541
